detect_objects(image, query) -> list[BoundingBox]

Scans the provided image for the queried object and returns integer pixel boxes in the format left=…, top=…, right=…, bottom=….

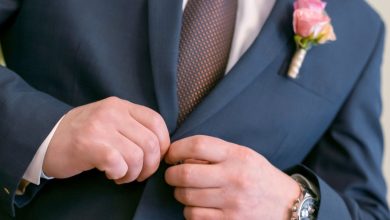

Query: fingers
left=184, top=207, right=223, bottom=220
left=106, top=99, right=171, bottom=182
left=128, top=103, right=170, bottom=156
left=165, top=164, right=224, bottom=188
left=43, top=97, right=171, bottom=182
left=91, top=144, right=129, bottom=180
left=112, top=134, right=145, bottom=184
left=118, top=117, right=161, bottom=181
left=175, top=188, right=225, bottom=208
left=165, top=136, right=229, bottom=165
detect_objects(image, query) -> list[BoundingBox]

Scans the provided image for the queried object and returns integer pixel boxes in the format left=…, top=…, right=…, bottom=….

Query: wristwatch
left=290, top=174, right=319, bottom=220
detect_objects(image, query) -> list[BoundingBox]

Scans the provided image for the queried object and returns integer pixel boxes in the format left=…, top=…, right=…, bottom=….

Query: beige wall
left=0, top=0, right=389, bottom=203
left=366, top=0, right=390, bottom=203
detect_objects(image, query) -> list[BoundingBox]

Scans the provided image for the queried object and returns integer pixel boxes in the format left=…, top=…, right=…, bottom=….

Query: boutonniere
left=288, top=0, right=336, bottom=79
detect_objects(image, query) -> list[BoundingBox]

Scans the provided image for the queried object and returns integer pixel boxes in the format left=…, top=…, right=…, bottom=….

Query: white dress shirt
left=23, top=0, right=276, bottom=185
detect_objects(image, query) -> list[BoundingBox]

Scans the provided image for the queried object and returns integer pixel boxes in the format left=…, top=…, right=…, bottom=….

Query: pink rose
left=293, top=8, right=330, bottom=38
left=294, top=0, right=327, bottom=11
left=318, top=23, right=336, bottom=43
left=289, top=0, right=336, bottom=78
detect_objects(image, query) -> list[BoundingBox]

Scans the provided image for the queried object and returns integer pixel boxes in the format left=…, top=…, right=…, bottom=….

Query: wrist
left=284, top=176, right=302, bottom=219
left=272, top=170, right=302, bottom=220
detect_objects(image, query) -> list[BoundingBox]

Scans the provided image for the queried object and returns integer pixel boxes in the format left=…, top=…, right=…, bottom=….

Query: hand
left=165, top=135, right=300, bottom=220
left=43, top=97, right=170, bottom=184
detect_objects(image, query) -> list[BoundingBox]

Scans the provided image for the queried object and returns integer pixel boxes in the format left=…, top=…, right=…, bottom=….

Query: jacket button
left=3, top=187, right=10, bottom=195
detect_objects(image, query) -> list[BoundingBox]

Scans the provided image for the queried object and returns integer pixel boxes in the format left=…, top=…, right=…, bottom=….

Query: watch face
left=299, top=197, right=316, bottom=220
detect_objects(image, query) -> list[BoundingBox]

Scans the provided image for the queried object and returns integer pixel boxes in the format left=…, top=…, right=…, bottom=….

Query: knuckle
left=102, top=149, right=120, bottom=167
left=191, top=136, right=208, bottom=155
left=142, top=136, right=160, bottom=174
left=180, top=166, right=192, bottom=184
left=123, top=148, right=144, bottom=181
left=128, top=147, right=144, bottom=168
left=149, top=161, right=160, bottom=175
left=149, top=113, right=165, bottom=130
left=237, top=146, right=265, bottom=167
left=236, top=147, right=253, bottom=162
left=192, top=135, right=207, bottom=148
left=104, top=96, right=121, bottom=105
left=232, top=172, right=250, bottom=190
left=132, top=148, right=144, bottom=164
left=148, top=155, right=161, bottom=173
left=93, top=105, right=114, bottom=121
left=142, top=134, right=160, bottom=154
left=181, top=190, right=193, bottom=204
left=95, top=97, right=123, bottom=116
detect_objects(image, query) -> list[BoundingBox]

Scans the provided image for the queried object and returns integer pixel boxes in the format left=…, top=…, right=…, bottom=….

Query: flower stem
left=288, top=48, right=307, bottom=79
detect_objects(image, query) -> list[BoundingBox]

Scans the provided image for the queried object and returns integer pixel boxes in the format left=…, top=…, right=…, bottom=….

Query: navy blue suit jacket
left=0, top=0, right=389, bottom=219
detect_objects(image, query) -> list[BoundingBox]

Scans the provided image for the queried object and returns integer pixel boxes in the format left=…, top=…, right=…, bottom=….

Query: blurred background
left=0, top=0, right=389, bottom=203
left=367, top=0, right=390, bottom=203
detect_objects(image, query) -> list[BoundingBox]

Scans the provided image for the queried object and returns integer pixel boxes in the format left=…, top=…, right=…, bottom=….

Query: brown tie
left=177, top=0, right=238, bottom=124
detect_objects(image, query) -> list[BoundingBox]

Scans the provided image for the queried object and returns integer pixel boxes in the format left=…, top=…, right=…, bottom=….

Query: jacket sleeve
left=0, top=1, right=72, bottom=217
left=289, top=20, right=389, bottom=219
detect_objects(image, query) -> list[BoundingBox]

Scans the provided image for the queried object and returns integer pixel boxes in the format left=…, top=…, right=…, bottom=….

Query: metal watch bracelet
left=290, top=174, right=319, bottom=220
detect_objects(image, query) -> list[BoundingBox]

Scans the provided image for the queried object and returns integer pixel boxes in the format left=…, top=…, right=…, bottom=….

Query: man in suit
left=0, top=0, right=389, bottom=219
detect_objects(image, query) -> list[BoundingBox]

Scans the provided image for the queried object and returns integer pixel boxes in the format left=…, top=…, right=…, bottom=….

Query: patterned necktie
left=177, top=0, right=238, bottom=124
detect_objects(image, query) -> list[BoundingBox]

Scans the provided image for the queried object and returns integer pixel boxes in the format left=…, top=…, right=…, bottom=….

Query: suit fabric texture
left=0, top=0, right=389, bottom=219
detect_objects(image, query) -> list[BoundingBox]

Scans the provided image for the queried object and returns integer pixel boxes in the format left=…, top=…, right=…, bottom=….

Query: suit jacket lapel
left=148, top=0, right=183, bottom=133
left=173, top=0, right=294, bottom=139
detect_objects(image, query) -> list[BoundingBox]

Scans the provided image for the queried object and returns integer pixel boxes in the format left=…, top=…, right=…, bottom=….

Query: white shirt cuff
left=22, top=117, right=63, bottom=185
